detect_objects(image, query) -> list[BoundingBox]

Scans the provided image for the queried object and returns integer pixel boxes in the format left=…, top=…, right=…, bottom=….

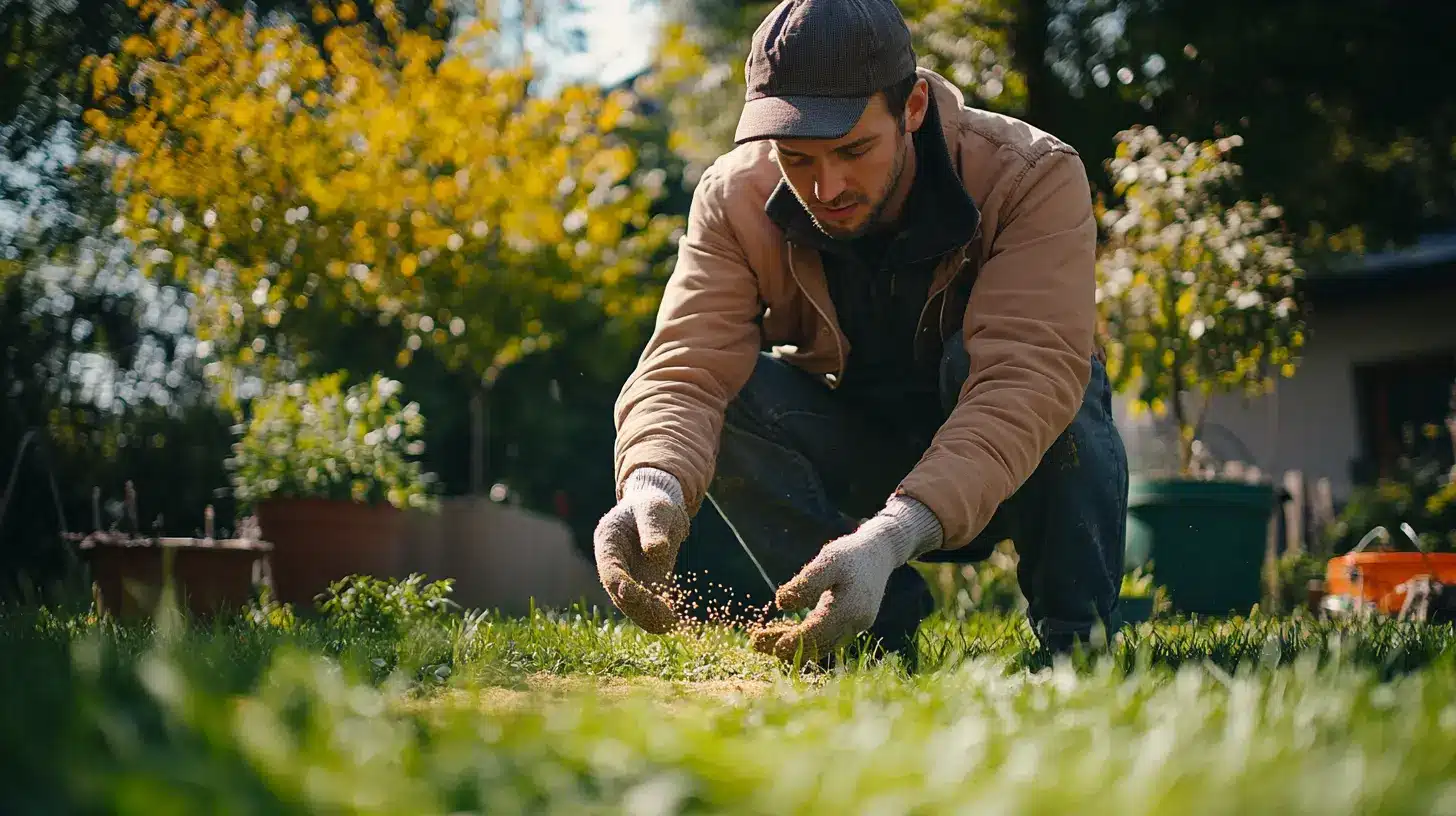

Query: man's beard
left=807, top=127, right=909, bottom=241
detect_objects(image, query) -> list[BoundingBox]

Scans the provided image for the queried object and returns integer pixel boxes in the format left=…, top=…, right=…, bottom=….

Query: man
left=594, top=0, right=1129, bottom=668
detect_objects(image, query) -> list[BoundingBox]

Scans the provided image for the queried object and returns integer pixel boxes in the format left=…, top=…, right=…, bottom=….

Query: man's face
left=771, top=82, right=928, bottom=240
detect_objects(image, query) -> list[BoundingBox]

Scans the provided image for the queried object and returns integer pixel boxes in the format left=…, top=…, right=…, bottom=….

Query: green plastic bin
left=1125, top=477, right=1277, bottom=615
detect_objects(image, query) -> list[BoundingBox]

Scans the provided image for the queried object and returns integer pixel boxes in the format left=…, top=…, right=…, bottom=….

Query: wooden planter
left=79, top=533, right=272, bottom=620
left=254, top=498, right=405, bottom=608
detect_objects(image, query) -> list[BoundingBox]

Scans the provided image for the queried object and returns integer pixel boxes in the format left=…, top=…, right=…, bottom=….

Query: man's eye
left=781, top=154, right=811, bottom=166
left=842, top=148, right=869, bottom=159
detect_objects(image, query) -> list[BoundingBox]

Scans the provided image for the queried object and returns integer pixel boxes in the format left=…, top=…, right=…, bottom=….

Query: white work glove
left=593, top=467, right=690, bottom=634
left=751, top=495, right=943, bottom=665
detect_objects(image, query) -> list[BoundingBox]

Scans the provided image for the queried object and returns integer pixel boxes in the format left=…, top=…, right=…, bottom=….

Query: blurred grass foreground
left=4, top=583, right=1456, bottom=814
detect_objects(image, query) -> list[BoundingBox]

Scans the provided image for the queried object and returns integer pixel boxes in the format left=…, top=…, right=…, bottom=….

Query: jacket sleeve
left=895, top=147, right=1098, bottom=549
left=612, top=164, right=763, bottom=515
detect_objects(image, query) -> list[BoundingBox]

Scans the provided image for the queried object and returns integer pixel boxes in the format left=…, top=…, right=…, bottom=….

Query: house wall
left=1113, top=284, right=1456, bottom=501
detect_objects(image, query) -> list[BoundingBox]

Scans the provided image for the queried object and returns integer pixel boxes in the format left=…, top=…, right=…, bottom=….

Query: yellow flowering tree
left=1095, top=126, right=1306, bottom=475
left=80, top=0, right=680, bottom=392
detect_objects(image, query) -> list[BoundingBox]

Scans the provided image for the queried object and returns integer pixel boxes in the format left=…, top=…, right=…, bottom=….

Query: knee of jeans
left=725, top=352, right=827, bottom=432
left=725, top=353, right=786, bottom=429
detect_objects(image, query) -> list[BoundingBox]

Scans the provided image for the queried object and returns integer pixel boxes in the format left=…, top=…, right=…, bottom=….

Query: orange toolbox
left=1324, top=524, right=1456, bottom=617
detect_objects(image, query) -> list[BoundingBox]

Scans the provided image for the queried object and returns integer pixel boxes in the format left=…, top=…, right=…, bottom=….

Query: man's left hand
left=751, top=497, right=944, bottom=666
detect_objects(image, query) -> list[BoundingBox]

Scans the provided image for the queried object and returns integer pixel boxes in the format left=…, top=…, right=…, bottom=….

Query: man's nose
left=815, top=165, right=847, bottom=204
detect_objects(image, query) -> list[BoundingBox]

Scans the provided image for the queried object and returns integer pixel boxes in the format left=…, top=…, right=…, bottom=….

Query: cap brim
left=734, top=94, right=870, bottom=144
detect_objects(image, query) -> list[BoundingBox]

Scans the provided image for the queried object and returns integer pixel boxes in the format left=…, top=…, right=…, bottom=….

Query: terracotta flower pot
left=80, top=534, right=271, bottom=620
left=254, top=497, right=406, bottom=608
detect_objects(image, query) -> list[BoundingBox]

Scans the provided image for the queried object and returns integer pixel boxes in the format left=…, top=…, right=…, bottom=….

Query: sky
left=540, top=0, right=660, bottom=88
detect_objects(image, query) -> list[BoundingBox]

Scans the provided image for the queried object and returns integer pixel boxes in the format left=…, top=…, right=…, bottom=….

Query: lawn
left=3, top=578, right=1456, bottom=815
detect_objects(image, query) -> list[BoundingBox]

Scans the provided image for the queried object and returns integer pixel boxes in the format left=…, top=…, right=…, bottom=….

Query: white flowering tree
left=1095, top=126, right=1306, bottom=476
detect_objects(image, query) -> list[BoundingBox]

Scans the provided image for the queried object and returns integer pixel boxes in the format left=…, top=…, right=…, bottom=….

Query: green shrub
left=1276, top=550, right=1328, bottom=613
left=1325, top=420, right=1456, bottom=554
left=316, top=574, right=460, bottom=638
left=1117, top=563, right=1172, bottom=620
left=1120, top=563, right=1155, bottom=597
left=227, top=372, right=437, bottom=512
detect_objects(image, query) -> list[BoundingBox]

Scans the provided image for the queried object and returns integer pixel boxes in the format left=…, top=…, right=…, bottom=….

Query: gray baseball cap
left=734, top=0, right=918, bottom=145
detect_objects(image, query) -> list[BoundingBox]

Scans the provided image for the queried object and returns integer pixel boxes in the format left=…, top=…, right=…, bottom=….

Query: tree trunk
left=470, top=387, right=486, bottom=496
left=1170, top=367, right=1194, bottom=475
left=1012, top=0, right=1055, bottom=129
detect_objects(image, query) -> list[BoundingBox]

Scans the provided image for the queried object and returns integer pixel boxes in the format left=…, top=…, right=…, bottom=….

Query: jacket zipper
left=785, top=241, right=846, bottom=389
left=925, top=227, right=983, bottom=345
left=914, top=247, right=966, bottom=361
left=938, top=245, right=968, bottom=334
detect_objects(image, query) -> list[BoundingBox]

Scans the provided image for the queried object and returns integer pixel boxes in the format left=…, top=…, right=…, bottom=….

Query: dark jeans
left=676, top=337, right=1129, bottom=656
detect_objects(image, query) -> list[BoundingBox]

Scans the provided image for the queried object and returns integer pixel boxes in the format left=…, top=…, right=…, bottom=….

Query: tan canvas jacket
left=612, top=67, right=1098, bottom=551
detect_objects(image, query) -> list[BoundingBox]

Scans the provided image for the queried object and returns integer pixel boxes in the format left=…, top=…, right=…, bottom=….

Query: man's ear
left=905, top=78, right=930, bottom=133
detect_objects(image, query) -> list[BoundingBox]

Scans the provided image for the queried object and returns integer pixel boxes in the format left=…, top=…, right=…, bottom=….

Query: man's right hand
left=592, top=467, right=690, bottom=633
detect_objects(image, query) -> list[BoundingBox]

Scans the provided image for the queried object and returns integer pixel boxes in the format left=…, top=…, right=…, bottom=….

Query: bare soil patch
left=401, top=674, right=778, bottom=718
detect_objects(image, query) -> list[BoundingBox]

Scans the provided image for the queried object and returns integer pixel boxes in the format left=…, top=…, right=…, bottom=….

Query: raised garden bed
left=76, top=531, right=272, bottom=620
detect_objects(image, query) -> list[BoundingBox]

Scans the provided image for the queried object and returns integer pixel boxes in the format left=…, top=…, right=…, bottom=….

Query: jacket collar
left=764, top=88, right=981, bottom=267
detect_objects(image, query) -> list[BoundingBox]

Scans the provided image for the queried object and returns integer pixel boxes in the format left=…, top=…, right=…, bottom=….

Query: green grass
left=3, top=598, right=1456, bottom=814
